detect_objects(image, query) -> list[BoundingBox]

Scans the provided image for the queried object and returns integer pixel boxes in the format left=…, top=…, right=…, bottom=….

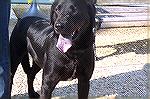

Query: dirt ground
left=9, top=18, right=150, bottom=99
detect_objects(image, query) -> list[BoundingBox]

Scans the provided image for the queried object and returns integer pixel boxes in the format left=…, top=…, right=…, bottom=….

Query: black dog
left=10, top=0, right=96, bottom=99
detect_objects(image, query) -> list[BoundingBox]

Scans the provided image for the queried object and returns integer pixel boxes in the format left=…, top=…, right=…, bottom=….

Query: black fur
left=10, top=0, right=96, bottom=99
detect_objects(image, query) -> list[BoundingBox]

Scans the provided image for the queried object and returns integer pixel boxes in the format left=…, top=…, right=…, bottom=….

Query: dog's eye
left=70, top=5, right=77, bottom=14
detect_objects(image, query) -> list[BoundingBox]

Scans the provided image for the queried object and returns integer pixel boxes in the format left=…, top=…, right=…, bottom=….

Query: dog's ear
left=50, top=1, right=58, bottom=25
left=84, top=3, right=96, bottom=45
left=87, top=3, right=96, bottom=30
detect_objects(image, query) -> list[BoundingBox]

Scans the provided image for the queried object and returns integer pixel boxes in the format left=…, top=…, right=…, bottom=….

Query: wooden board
left=96, top=6, right=149, bottom=13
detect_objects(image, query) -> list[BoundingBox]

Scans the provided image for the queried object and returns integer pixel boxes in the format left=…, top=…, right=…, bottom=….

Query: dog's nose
left=55, top=23, right=64, bottom=30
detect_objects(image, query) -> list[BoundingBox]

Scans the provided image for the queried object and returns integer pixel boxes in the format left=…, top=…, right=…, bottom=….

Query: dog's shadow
left=95, top=38, right=150, bottom=61
left=11, top=63, right=150, bottom=98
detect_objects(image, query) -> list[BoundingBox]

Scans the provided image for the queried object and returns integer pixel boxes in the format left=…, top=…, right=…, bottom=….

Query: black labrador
left=10, top=0, right=96, bottom=99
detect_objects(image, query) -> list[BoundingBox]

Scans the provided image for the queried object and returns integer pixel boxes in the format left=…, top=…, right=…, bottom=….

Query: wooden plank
left=101, top=16, right=149, bottom=22
left=97, top=3, right=150, bottom=7
left=96, top=13, right=148, bottom=17
left=96, top=6, right=149, bottom=13
left=96, top=15, right=150, bottom=28
left=100, top=20, right=150, bottom=28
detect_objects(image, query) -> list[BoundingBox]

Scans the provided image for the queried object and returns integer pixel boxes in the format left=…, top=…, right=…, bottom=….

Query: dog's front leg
left=40, top=67, right=60, bottom=99
left=78, top=76, right=90, bottom=99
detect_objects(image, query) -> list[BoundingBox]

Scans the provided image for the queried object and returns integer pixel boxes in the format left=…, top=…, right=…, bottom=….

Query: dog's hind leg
left=28, top=62, right=41, bottom=98
left=10, top=40, right=27, bottom=93
left=21, top=53, right=31, bottom=74
left=21, top=55, right=41, bottom=98
left=21, top=56, right=41, bottom=98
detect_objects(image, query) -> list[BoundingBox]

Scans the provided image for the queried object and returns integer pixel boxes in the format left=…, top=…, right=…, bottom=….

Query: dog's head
left=51, top=0, right=95, bottom=53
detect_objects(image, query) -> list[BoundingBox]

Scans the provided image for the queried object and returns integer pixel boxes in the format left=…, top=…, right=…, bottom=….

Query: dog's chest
left=63, top=49, right=86, bottom=81
left=50, top=47, right=81, bottom=81
left=66, top=58, right=78, bottom=81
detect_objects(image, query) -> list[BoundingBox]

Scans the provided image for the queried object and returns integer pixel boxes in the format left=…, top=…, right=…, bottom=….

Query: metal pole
left=0, top=0, right=11, bottom=98
left=22, top=0, right=48, bottom=19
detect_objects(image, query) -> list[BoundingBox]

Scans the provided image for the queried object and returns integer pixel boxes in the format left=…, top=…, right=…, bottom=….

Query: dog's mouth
left=56, top=30, right=78, bottom=53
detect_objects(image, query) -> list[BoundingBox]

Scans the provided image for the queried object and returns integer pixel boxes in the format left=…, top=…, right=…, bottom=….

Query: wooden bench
left=95, top=4, right=150, bottom=29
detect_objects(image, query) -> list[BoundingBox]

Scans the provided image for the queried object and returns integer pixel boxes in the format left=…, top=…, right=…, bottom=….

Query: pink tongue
left=56, top=34, right=72, bottom=53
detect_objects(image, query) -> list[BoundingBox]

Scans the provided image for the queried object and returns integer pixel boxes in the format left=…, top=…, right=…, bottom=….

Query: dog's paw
left=29, top=92, right=40, bottom=98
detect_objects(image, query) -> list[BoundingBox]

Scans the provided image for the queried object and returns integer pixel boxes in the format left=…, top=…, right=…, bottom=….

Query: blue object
left=0, top=0, right=11, bottom=99
left=0, top=67, right=4, bottom=97
left=22, top=0, right=49, bottom=19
